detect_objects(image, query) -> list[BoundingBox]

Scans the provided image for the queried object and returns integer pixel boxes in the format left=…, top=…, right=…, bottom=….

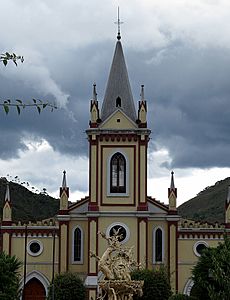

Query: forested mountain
left=178, top=177, right=230, bottom=224
left=0, top=177, right=59, bottom=222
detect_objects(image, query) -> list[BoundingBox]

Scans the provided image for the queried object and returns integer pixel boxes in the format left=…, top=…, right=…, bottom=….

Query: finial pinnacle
left=5, top=181, right=10, bottom=202
left=62, top=170, right=67, bottom=188
left=93, top=83, right=97, bottom=101
left=140, top=85, right=145, bottom=100
left=114, top=7, right=123, bottom=40
left=170, top=171, right=175, bottom=190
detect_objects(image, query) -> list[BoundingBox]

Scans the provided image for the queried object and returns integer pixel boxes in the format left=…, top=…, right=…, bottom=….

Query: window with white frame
left=72, top=226, right=83, bottom=263
left=153, top=227, right=164, bottom=263
left=110, top=152, right=126, bottom=193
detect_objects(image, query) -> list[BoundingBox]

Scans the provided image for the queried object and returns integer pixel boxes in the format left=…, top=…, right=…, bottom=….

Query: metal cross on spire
left=114, top=7, right=123, bottom=40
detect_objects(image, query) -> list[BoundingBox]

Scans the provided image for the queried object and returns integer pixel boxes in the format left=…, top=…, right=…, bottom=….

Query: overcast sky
left=1, top=0, right=230, bottom=206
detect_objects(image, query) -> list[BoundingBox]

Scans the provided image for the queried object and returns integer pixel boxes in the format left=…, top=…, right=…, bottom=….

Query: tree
left=131, top=267, right=172, bottom=300
left=47, top=272, right=86, bottom=300
left=0, top=252, right=22, bottom=300
left=192, top=236, right=230, bottom=300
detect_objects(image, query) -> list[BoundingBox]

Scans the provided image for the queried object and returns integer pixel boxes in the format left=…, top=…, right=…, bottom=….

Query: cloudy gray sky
left=1, top=0, right=230, bottom=205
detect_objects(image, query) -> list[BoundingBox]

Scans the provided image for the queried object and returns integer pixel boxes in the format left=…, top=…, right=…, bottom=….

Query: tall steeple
left=101, top=25, right=136, bottom=122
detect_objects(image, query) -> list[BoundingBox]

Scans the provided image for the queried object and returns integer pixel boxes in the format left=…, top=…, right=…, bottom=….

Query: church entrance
left=23, top=278, right=46, bottom=300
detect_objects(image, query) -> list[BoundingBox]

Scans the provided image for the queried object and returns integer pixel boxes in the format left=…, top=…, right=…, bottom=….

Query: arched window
left=116, top=97, right=121, bottom=107
left=155, top=228, right=163, bottom=262
left=73, top=227, right=83, bottom=263
left=110, top=152, right=126, bottom=193
left=153, top=227, right=164, bottom=263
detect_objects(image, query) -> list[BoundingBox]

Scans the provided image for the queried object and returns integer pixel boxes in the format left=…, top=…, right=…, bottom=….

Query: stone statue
left=91, top=228, right=143, bottom=300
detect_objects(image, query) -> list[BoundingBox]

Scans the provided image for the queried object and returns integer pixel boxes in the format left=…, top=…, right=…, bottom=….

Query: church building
left=1, top=28, right=230, bottom=300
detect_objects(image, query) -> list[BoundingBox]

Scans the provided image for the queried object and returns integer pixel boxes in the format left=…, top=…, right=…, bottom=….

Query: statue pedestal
left=98, top=280, right=143, bottom=300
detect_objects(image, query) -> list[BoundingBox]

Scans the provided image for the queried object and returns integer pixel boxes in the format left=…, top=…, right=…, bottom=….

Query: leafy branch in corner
left=1, top=52, right=24, bottom=66
left=1, top=99, right=57, bottom=114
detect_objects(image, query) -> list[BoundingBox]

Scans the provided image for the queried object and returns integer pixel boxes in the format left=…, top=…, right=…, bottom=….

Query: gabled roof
left=101, top=40, right=137, bottom=123
left=147, top=196, right=169, bottom=212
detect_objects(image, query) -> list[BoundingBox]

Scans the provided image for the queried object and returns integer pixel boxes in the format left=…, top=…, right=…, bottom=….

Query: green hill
left=178, top=177, right=230, bottom=224
left=0, top=177, right=59, bottom=222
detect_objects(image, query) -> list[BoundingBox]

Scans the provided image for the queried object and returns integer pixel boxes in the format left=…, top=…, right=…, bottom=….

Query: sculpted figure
left=90, top=228, right=143, bottom=300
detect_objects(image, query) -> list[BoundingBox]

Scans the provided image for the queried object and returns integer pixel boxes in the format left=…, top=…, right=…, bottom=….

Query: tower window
left=116, top=97, right=121, bottom=107
left=73, top=227, right=83, bottom=262
left=110, top=152, right=126, bottom=193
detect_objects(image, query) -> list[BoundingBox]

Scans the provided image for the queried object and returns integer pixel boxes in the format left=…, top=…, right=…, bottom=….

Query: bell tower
left=87, top=32, right=151, bottom=212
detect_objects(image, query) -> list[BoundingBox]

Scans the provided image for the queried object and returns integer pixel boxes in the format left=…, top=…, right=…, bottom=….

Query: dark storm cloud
left=1, top=35, right=230, bottom=170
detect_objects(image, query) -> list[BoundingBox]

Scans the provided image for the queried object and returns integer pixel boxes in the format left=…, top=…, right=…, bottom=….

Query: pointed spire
left=170, top=171, right=175, bottom=191
left=5, top=181, right=10, bottom=202
left=168, top=171, right=177, bottom=200
left=62, top=170, right=67, bottom=189
left=140, top=85, right=145, bottom=101
left=101, top=39, right=136, bottom=122
left=93, top=83, right=97, bottom=101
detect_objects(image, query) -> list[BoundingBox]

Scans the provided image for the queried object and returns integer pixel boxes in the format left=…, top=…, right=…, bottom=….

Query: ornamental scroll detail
left=90, top=228, right=143, bottom=300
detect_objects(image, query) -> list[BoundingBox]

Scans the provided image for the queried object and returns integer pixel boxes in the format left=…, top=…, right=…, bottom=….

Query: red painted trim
left=1, top=221, right=12, bottom=226
left=58, top=210, right=69, bottom=215
left=88, top=204, right=99, bottom=211
left=137, top=203, right=148, bottom=211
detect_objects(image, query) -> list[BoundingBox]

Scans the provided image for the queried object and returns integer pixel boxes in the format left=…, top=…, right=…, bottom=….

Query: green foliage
left=47, top=272, right=86, bottom=300
left=0, top=52, right=24, bottom=66
left=131, top=267, right=172, bottom=300
left=178, top=177, right=230, bottom=223
left=192, top=236, right=230, bottom=300
left=0, top=99, right=57, bottom=115
left=0, top=252, right=22, bottom=300
left=0, top=178, right=59, bottom=222
left=169, top=294, right=197, bottom=300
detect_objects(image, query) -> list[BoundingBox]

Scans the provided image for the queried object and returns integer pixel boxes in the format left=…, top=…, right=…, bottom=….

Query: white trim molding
left=107, top=149, right=129, bottom=197
left=183, top=278, right=194, bottom=296
left=19, top=270, right=50, bottom=299
left=193, top=240, right=209, bottom=257
left=72, top=225, right=84, bottom=264
left=27, top=240, right=43, bottom=257
left=152, top=226, right=165, bottom=264
left=106, top=222, right=130, bottom=244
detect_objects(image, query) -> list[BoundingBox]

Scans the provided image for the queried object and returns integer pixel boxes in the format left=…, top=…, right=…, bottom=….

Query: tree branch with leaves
left=1, top=52, right=57, bottom=113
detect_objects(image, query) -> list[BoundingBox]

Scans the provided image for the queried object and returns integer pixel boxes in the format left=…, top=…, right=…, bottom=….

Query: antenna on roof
left=114, top=7, right=123, bottom=40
